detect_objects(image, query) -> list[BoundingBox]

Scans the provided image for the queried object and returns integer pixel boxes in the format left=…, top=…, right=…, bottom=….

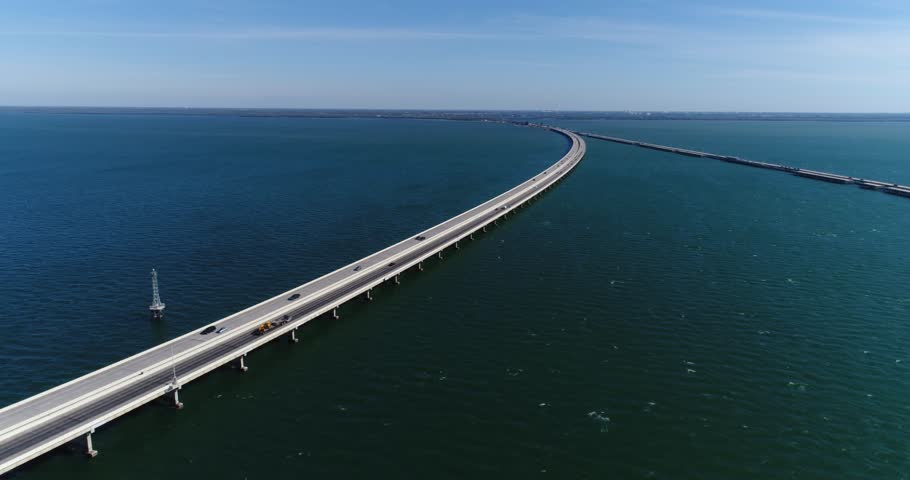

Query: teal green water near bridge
left=2, top=114, right=909, bottom=478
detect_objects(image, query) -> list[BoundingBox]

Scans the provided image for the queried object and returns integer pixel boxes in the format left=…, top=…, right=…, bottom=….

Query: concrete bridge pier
left=239, top=355, right=248, bottom=373
left=455, top=241, right=460, bottom=249
left=289, top=328, right=298, bottom=343
left=85, top=430, right=98, bottom=458
left=418, top=262, right=423, bottom=271
left=366, top=289, right=373, bottom=301
left=470, top=233, right=475, bottom=240
left=171, top=386, right=183, bottom=410
left=332, top=307, right=339, bottom=319
left=482, top=225, right=487, bottom=232
left=437, top=251, right=444, bottom=260
left=394, top=274, right=400, bottom=285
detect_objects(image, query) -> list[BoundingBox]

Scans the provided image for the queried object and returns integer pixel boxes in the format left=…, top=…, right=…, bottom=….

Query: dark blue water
left=2, top=114, right=910, bottom=479
left=0, top=114, right=565, bottom=397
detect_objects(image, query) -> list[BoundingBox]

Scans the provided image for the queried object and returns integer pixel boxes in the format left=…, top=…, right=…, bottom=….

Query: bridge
left=578, top=131, right=910, bottom=199
left=0, top=126, right=586, bottom=475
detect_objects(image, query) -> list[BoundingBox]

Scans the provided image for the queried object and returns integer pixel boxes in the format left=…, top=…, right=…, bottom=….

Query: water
left=2, top=114, right=910, bottom=479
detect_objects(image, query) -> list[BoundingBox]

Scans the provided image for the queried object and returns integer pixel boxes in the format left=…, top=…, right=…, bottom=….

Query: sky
left=1, top=0, right=908, bottom=112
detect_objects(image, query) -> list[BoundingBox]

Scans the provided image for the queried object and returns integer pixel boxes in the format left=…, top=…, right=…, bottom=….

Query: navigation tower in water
left=149, top=269, right=165, bottom=320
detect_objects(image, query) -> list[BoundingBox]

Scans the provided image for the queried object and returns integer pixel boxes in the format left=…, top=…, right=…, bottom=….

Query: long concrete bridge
left=0, top=126, right=585, bottom=476
left=578, top=131, right=910, bottom=199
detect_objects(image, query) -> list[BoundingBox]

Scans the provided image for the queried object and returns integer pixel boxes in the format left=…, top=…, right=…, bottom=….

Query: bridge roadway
left=0, top=127, right=586, bottom=475
left=577, top=131, right=910, bottom=199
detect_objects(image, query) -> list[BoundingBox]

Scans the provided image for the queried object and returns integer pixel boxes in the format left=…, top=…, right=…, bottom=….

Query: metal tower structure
left=149, top=269, right=165, bottom=320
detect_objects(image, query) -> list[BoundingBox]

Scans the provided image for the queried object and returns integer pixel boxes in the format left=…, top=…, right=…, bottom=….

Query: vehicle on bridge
left=253, top=321, right=275, bottom=336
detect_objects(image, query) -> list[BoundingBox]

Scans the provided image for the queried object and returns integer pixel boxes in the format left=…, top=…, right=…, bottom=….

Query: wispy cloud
left=4, top=12, right=910, bottom=84
left=0, top=15, right=678, bottom=46
left=708, top=68, right=909, bottom=85
left=709, top=7, right=905, bottom=27
left=0, top=27, right=521, bottom=41
left=481, top=59, right=564, bottom=68
left=501, top=14, right=678, bottom=45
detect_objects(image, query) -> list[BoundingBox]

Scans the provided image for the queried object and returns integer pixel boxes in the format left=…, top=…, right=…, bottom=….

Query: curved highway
left=0, top=125, right=586, bottom=475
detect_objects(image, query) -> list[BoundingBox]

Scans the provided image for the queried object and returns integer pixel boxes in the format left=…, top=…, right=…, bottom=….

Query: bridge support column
left=85, top=430, right=98, bottom=458
left=333, top=307, right=339, bottom=319
left=172, top=386, right=183, bottom=410
left=470, top=233, right=474, bottom=240
left=437, top=251, right=443, bottom=260
left=394, top=274, right=400, bottom=285
left=290, top=328, right=298, bottom=343
left=366, top=289, right=373, bottom=301
left=483, top=225, right=487, bottom=232
left=239, top=355, right=248, bottom=372
left=455, top=241, right=460, bottom=249
left=494, top=219, right=498, bottom=225
left=418, top=262, right=423, bottom=272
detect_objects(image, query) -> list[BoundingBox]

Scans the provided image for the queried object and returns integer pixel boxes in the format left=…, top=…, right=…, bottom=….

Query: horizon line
left=2, top=105, right=910, bottom=115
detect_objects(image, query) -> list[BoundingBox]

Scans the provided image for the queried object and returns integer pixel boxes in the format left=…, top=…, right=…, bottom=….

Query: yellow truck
left=253, top=321, right=274, bottom=336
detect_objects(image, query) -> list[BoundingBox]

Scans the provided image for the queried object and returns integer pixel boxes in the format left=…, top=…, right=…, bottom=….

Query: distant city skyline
left=2, top=0, right=909, bottom=112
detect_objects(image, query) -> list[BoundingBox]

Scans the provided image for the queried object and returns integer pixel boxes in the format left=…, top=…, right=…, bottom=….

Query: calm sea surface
left=2, top=114, right=910, bottom=479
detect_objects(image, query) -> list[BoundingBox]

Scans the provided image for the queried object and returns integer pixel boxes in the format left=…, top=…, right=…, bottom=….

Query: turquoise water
left=2, top=115, right=910, bottom=478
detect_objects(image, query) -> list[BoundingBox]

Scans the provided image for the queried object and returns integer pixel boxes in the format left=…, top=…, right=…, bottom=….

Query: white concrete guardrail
left=0, top=126, right=585, bottom=475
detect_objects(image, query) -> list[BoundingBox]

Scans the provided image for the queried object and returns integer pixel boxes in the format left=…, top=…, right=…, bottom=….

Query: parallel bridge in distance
left=0, top=126, right=586, bottom=476
left=579, top=131, right=910, bottom=199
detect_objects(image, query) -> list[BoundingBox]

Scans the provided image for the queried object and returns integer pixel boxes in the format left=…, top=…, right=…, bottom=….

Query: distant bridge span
left=577, top=131, right=910, bottom=199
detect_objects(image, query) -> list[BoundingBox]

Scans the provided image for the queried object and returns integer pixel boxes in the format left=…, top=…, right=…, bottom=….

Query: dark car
left=415, top=235, right=426, bottom=241
left=354, top=265, right=362, bottom=271
left=200, top=325, right=216, bottom=335
left=387, top=262, right=396, bottom=267
left=215, top=327, right=226, bottom=334
left=288, top=293, right=300, bottom=301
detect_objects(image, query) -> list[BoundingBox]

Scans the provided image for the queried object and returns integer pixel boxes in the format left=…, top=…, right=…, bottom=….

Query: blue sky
left=1, top=0, right=908, bottom=111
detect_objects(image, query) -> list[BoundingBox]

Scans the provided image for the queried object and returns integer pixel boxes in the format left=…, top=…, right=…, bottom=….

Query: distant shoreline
left=2, top=106, right=909, bottom=122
